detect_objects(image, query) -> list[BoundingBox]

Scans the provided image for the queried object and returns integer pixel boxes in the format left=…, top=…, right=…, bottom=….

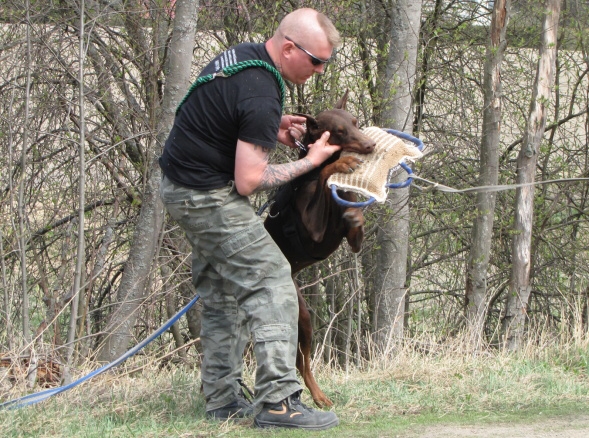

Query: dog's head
left=296, top=90, right=375, bottom=154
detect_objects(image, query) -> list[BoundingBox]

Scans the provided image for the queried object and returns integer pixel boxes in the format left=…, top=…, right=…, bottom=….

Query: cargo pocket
left=220, top=222, right=266, bottom=258
left=253, top=324, right=291, bottom=343
left=218, top=222, right=276, bottom=287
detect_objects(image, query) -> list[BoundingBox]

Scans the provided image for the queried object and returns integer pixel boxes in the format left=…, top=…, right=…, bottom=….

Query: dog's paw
left=334, top=156, right=363, bottom=174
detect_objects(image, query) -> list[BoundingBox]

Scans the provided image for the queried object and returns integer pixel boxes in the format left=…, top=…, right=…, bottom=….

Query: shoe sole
left=253, top=417, right=339, bottom=430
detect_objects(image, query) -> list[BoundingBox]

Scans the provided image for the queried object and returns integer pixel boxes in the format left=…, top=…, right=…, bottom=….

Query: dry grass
left=1, top=331, right=589, bottom=437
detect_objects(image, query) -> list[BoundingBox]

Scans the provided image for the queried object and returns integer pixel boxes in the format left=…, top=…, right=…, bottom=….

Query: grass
left=2, top=336, right=589, bottom=437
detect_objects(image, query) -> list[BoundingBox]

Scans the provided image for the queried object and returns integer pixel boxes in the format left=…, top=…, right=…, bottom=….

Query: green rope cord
left=175, top=60, right=285, bottom=115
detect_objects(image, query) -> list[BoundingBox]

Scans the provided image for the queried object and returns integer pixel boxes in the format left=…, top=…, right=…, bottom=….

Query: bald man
left=159, top=8, right=340, bottom=430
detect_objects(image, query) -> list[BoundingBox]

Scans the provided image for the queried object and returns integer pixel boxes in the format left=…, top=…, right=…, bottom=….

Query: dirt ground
left=410, top=414, right=589, bottom=437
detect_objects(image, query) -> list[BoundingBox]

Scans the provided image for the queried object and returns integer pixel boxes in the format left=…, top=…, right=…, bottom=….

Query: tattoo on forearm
left=254, top=158, right=314, bottom=193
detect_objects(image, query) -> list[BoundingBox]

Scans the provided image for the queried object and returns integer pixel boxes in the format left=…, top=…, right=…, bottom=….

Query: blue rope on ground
left=0, top=293, right=201, bottom=410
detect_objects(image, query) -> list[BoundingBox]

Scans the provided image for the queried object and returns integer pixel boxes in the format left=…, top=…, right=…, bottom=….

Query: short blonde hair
left=277, top=8, right=341, bottom=48
left=316, top=11, right=341, bottom=47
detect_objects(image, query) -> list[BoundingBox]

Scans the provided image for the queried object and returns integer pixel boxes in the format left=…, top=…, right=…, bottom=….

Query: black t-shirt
left=159, top=43, right=282, bottom=190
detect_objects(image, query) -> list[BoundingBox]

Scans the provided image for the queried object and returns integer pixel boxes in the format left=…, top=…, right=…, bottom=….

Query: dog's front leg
left=318, top=156, right=363, bottom=188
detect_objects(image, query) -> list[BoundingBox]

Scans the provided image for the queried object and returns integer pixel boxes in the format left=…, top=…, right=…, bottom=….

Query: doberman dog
left=264, top=91, right=375, bottom=407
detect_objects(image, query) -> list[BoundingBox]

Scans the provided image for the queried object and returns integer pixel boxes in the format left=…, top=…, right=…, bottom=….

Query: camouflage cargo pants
left=160, top=176, right=302, bottom=411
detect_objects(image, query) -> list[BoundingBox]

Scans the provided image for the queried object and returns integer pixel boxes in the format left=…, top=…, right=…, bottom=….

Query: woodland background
left=1, top=0, right=589, bottom=388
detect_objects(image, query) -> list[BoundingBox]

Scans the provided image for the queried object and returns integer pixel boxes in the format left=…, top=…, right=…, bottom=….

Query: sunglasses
left=284, top=36, right=331, bottom=66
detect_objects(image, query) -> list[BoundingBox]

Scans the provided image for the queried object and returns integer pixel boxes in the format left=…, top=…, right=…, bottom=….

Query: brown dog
left=264, top=91, right=375, bottom=407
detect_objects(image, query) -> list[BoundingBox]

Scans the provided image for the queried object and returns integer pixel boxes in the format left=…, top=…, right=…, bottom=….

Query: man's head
left=266, top=8, right=340, bottom=84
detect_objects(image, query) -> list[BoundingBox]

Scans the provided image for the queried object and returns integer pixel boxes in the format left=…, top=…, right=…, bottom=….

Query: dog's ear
left=304, top=116, right=321, bottom=142
left=292, top=112, right=310, bottom=117
left=334, top=89, right=349, bottom=110
left=293, top=112, right=319, bottom=132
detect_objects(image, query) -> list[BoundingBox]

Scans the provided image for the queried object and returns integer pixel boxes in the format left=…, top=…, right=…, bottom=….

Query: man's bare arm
left=234, top=132, right=338, bottom=196
left=253, top=146, right=315, bottom=193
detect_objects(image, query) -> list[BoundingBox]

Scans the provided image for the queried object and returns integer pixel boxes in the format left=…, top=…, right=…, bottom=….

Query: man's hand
left=277, top=114, right=307, bottom=149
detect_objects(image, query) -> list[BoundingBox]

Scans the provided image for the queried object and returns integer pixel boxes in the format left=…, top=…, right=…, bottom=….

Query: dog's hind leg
left=296, top=288, right=333, bottom=408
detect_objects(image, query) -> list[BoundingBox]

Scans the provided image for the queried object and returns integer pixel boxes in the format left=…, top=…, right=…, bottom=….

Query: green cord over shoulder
left=175, top=60, right=286, bottom=115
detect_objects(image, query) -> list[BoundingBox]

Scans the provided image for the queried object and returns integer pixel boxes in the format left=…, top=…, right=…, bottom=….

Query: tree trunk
left=413, top=0, right=443, bottom=134
left=1, top=228, right=13, bottom=350
left=371, top=0, right=423, bottom=354
left=502, top=0, right=561, bottom=351
left=19, top=0, right=33, bottom=345
left=465, top=0, right=510, bottom=346
left=65, top=1, right=87, bottom=377
left=97, top=0, right=199, bottom=363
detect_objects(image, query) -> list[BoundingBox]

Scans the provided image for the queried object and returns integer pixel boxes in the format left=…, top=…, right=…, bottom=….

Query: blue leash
left=331, top=128, right=424, bottom=207
left=0, top=293, right=201, bottom=410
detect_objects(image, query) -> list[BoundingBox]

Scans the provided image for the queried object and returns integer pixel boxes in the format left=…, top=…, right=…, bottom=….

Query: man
left=159, top=8, right=341, bottom=431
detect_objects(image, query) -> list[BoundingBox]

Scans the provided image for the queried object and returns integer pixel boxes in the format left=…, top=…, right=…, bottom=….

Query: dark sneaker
left=254, top=392, right=339, bottom=430
left=206, top=392, right=253, bottom=421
